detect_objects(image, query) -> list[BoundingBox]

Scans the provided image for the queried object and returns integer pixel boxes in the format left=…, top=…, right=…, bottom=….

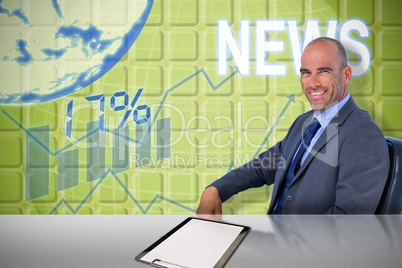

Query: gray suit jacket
left=211, top=97, right=390, bottom=214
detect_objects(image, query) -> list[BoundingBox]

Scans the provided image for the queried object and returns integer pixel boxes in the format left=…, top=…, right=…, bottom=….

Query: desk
left=0, top=215, right=401, bottom=268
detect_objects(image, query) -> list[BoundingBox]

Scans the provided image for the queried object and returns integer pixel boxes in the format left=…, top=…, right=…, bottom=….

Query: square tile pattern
left=0, top=0, right=401, bottom=215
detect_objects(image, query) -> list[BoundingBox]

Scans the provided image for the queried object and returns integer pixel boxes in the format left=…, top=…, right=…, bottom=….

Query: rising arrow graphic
left=253, top=94, right=295, bottom=159
left=227, top=94, right=295, bottom=173
left=49, top=168, right=197, bottom=215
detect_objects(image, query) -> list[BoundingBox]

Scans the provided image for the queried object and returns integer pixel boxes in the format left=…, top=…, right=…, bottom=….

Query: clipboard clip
left=151, top=259, right=190, bottom=268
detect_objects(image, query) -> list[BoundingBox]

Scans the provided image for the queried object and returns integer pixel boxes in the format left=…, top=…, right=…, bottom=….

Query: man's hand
left=197, top=186, right=222, bottom=215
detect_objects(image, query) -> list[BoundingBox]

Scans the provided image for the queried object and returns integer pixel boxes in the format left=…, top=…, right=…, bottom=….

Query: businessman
left=197, top=37, right=390, bottom=214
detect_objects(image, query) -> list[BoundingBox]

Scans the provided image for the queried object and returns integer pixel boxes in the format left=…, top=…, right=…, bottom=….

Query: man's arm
left=196, top=149, right=279, bottom=215
left=197, top=186, right=222, bottom=215
left=196, top=139, right=287, bottom=214
left=196, top=115, right=302, bottom=214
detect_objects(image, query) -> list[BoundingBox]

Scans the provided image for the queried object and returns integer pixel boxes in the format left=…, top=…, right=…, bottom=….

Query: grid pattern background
left=0, top=0, right=402, bottom=215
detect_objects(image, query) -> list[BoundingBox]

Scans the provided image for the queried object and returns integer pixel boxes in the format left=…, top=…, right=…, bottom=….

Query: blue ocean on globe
left=0, top=0, right=153, bottom=105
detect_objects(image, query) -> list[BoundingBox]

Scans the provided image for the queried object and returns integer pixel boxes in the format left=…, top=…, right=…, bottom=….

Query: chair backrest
left=375, top=137, right=402, bottom=214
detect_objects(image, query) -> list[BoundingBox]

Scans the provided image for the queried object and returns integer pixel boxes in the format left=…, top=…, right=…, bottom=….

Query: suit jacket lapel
left=293, top=97, right=358, bottom=179
left=269, top=114, right=312, bottom=209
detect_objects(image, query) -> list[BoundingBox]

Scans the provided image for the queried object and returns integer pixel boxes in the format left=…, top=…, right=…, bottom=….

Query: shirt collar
left=314, top=94, right=350, bottom=129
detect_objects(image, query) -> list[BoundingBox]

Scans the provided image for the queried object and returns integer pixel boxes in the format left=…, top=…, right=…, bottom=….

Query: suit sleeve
left=209, top=117, right=300, bottom=203
left=325, top=115, right=390, bottom=214
left=209, top=143, right=281, bottom=202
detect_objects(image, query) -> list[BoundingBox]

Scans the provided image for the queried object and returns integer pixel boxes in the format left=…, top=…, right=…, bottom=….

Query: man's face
left=300, top=41, right=351, bottom=114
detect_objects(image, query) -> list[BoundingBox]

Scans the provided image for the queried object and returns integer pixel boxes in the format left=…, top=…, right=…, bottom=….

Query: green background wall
left=0, top=0, right=401, bottom=215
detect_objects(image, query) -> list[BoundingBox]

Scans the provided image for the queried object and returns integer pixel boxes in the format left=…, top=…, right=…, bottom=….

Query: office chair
left=375, top=137, right=402, bottom=214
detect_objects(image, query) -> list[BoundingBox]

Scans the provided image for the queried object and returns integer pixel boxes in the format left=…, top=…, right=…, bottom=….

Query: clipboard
left=135, top=217, right=250, bottom=268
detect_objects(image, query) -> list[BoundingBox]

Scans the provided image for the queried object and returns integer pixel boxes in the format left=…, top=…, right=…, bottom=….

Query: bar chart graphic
left=1, top=67, right=240, bottom=214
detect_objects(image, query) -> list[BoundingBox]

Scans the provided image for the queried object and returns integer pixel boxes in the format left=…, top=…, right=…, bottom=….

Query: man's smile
left=309, top=90, right=326, bottom=99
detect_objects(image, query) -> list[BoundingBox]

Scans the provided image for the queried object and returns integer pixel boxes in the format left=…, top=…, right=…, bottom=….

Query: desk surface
left=0, top=215, right=401, bottom=268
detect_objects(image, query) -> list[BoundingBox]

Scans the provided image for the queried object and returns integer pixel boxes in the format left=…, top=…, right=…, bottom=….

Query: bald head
left=303, top=37, right=348, bottom=70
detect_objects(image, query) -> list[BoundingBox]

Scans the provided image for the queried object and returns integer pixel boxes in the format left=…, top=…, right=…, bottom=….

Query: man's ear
left=343, top=65, right=352, bottom=85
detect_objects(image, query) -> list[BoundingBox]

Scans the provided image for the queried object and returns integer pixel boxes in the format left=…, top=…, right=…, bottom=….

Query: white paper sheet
left=140, top=219, right=244, bottom=268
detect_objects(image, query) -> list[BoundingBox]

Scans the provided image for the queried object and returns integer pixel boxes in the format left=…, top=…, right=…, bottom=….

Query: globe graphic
left=0, top=0, right=153, bottom=105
